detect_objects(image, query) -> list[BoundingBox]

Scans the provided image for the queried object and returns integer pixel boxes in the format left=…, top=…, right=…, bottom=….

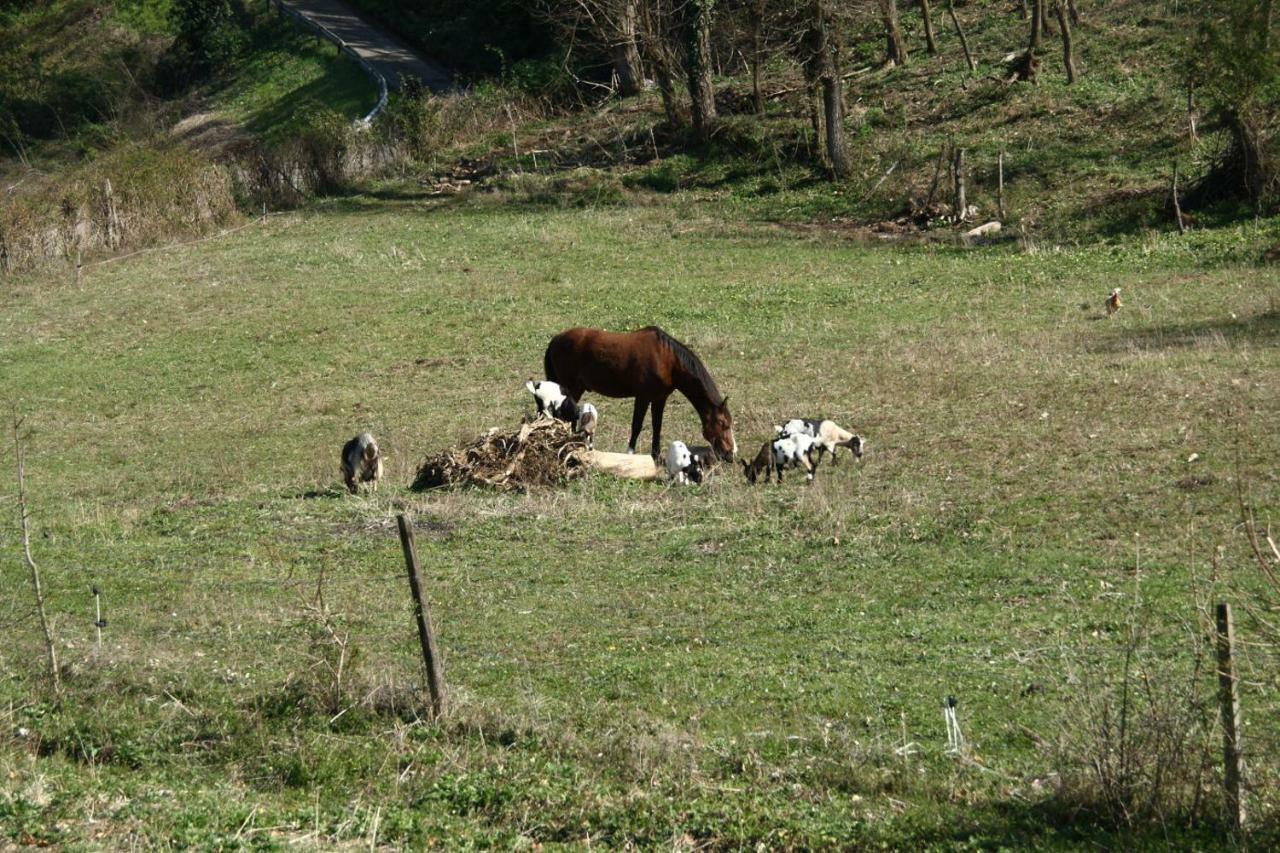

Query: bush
left=158, top=0, right=247, bottom=89
left=1188, top=0, right=1280, bottom=213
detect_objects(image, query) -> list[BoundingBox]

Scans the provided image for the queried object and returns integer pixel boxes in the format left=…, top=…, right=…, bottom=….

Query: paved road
left=280, top=0, right=453, bottom=92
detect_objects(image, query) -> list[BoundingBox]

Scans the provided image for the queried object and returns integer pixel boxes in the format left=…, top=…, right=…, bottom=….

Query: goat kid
left=740, top=433, right=817, bottom=484
left=576, top=402, right=598, bottom=445
left=341, top=432, right=383, bottom=494
left=776, top=418, right=864, bottom=466
left=665, top=440, right=703, bottom=484
left=526, top=379, right=580, bottom=423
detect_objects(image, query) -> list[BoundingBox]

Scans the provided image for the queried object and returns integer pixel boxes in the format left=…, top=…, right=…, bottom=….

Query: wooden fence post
left=397, top=514, right=446, bottom=717
left=1172, top=162, right=1187, bottom=234
left=953, top=147, right=967, bottom=221
left=997, top=148, right=1006, bottom=221
left=103, top=180, right=120, bottom=251
left=1216, top=602, right=1246, bottom=831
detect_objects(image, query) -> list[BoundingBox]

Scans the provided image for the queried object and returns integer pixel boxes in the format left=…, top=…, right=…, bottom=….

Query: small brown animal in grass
left=740, top=440, right=775, bottom=484
left=341, top=432, right=383, bottom=494
left=1105, top=288, right=1122, bottom=316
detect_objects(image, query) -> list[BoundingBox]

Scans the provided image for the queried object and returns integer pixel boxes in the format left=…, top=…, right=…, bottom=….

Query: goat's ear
left=720, top=396, right=729, bottom=408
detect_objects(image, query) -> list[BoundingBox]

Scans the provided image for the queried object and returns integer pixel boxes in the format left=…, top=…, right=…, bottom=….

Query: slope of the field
left=2, top=194, right=1278, bottom=846
left=377, top=1, right=1237, bottom=242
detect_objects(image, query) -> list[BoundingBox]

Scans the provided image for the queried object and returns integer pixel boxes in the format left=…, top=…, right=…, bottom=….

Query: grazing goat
left=341, top=432, right=383, bottom=494
left=526, top=379, right=580, bottom=423
left=741, top=433, right=818, bottom=484
left=576, top=403, right=598, bottom=445
left=771, top=432, right=817, bottom=482
left=740, top=440, right=775, bottom=484
left=666, top=440, right=702, bottom=484
left=1106, top=288, right=1122, bottom=316
left=776, top=418, right=864, bottom=466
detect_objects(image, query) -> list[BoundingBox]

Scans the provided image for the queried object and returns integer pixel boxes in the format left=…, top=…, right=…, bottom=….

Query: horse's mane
left=643, top=326, right=723, bottom=405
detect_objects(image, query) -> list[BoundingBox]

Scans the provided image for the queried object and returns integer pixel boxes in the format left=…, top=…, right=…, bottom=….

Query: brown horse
left=543, top=326, right=737, bottom=461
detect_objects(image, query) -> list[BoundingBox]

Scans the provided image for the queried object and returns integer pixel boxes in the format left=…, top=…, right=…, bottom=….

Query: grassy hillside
left=2, top=195, right=1278, bottom=846
left=0, top=0, right=373, bottom=163
left=0, top=0, right=376, bottom=271
left=374, top=0, right=1244, bottom=242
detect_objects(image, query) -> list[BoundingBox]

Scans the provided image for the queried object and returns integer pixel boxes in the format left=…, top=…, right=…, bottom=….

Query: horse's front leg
left=628, top=397, right=649, bottom=454
left=649, top=395, right=669, bottom=460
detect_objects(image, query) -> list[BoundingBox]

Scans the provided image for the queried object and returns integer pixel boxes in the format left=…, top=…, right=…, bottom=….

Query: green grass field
left=2, top=195, right=1279, bottom=847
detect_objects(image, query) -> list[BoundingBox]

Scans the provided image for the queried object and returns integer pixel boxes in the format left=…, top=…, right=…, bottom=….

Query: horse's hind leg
left=628, top=397, right=649, bottom=455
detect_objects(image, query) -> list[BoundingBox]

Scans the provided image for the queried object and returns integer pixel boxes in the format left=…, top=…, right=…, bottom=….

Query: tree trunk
left=613, top=0, right=644, bottom=97
left=750, top=0, right=765, bottom=113
left=821, top=71, right=848, bottom=178
left=880, top=0, right=909, bottom=66
left=803, top=0, right=849, bottom=178
left=947, top=1, right=977, bottom=72
left=920, top=0, right=938, bottom=55
left=654, top=61, right=680, bottom=126
left=1019, top=0, right=1029, bottom=19
left=682, top=0, right=717, bottom=142
left=809, top=82, right=825, bottom=165
left=1039, top=0, right=1053, bottom=37
left=1067, top=0, right=1081, bottom=26
left=1054, top=3, right=1076, bottom=83
left=638, top=0, right=683, bottom=126
left=1030, top=0, right=1043, bottom=49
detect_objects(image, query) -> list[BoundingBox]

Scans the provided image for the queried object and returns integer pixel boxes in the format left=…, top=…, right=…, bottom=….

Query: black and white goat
left=740, top=432, right=817, bottom=484
left=665, top=440, right=704, bottom=484
left=526, top=379, right=580, bottom=423
left=775, top=418, right=864, bottom=466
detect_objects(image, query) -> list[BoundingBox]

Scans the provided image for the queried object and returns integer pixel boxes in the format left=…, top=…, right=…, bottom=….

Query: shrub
left=159, top=0, right=247, bottom=89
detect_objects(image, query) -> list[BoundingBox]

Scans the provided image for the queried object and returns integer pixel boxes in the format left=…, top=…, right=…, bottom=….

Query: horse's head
left=701, top=397, right=737, bottom=461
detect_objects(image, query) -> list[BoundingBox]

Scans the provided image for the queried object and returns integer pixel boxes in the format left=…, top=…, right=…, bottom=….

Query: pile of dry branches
left=411, top=417, right=589, bottom=492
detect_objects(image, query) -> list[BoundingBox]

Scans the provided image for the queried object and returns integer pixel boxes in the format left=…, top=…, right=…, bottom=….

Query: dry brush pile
left=411, top=416, right=590, bottom=492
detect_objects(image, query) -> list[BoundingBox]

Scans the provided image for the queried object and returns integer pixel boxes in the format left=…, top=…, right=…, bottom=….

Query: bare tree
left=880, top=0, right=909, bottom=66
left=614, top=0, right=645, bottom=95
left=13, top=415, right=60, bottom=695
left=920, top=0, right=938, bottom=54
left=638, top=0, right=685, bottom=126
left=947, top=0, right=977, bottom=72
left=749, top=0, right=767, bottom=112
left=681, top=0, right=719, bottom=141
left=804, top=0, right=850, bottom=176
left=1054, top=1, right=1077, bottom=83
left=1030, top=0, right=1044, bottom=49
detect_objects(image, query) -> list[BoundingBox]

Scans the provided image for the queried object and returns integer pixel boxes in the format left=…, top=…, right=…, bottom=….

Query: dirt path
left=279, top=0, right=452, bottom=92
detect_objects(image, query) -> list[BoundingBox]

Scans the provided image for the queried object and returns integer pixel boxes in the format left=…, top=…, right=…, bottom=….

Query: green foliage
left=161, top=0, right=247, bottom=87
left=1188, top=0, right=1279, bottom=209
left=504, top=57, right=576, bottom=104
left=113, top=0, right=174, bottom=35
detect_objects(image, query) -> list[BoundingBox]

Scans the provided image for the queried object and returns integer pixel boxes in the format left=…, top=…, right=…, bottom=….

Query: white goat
left=776, top=418, right=864, bottom=466
left=576, top=403, right=598, bottom=445
left=666, top=440, right=700, bottom=484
